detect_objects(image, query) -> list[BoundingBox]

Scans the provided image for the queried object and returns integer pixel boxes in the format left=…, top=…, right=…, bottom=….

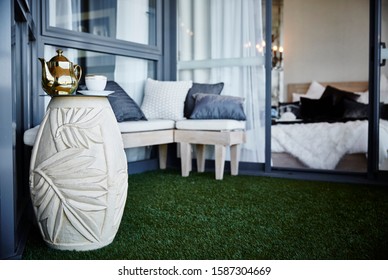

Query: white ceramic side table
left=29, top=95, right=128, bottom=251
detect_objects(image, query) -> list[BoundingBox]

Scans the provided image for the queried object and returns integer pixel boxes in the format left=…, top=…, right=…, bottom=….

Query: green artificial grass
left=22, top=170, right=388, bottom=260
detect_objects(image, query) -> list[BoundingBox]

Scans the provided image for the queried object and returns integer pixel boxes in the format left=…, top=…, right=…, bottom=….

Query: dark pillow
left=343, top=98, right=368, bottom=120
left=105, top=81, right=147, bottom=122
left=184, top=82, right=224, bottom=118
left=299, top=96, right=333, bottom=121
left=381, top=104, right=388, bottom=120
left=190, top=93, right=246, bottom=120
left=320, top=86, right=360, bottom=118
left=278, top=101, right=301, bottom=119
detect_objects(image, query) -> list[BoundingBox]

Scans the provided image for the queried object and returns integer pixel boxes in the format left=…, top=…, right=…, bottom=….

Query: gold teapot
left=39, top=49, right=82, bottom=96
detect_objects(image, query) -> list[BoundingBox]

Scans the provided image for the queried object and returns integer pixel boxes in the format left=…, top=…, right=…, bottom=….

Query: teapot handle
left=74, top=64, right=82, bottom=82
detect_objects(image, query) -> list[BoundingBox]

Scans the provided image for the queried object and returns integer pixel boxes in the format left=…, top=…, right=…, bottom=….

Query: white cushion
left=119, top=119, right=175, bottom=133
left=23, top=125, right=40, bottom=146
left=305, top=81, right=325, bottom=98
left=292, top=81, right=325, bottom=102
left=175, top=119, right=246, bottom=131
left=356, top=90, right=369, bottom=104
left=140, top=78, right=193, bottom=121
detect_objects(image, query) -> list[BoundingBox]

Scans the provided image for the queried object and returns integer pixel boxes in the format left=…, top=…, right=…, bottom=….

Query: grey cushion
left=190, top=93, right=246, bottom=121
left=184, top=82, right=224, bottom=118
left=106, top=81, right=147, bottom=122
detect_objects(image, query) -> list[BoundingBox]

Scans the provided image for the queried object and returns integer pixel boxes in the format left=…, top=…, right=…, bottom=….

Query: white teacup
left=85, top=75, right=107, bottom=91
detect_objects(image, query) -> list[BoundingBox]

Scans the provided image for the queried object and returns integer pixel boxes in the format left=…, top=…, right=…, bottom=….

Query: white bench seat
left=119, top=119, right=175, bottom=169
left=24, top=119, right=246, bottom=179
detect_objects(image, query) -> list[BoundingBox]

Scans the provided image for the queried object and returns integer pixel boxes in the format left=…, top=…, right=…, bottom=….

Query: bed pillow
left=141, top=78, right=193, bottom=120
left=190, top=93, right=246, bottom=120
left=106, top=81, right=147, bottom=122
left=299, top=96, right=333, bottom=121
left=356, top=90, right=369, bottom=104
left=278, top=101, right=301, bottom=119
left=381, top=104, right=388, bottom=120
left=342, top=98, right=368, bottom=120
left=305, top=81, right=326, bottom=98
left=184, top=82, right=224, bottom=118
left=291, top=81, right=325, bottom=102
left=320, top=86, right=360, bottom=118
left=292, top=93, right=312, bottom=102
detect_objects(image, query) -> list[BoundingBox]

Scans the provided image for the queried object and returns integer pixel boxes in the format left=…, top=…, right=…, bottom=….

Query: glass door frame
left=369, top=0, right=388, bottom=181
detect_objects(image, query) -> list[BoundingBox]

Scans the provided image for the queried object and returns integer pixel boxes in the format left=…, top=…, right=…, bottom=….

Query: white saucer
left=78, top=90, right=114, bottom=96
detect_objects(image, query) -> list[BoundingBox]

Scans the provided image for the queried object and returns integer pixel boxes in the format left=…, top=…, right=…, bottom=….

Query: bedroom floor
left=272, top=153, right=367, bottom=172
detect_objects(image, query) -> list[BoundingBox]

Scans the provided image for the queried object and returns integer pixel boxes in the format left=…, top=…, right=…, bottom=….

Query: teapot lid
left=49, top=49, right=70, bottom=63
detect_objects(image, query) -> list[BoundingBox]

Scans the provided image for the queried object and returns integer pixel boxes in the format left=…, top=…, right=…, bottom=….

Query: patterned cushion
left=141, top=78, right=193, bottom=120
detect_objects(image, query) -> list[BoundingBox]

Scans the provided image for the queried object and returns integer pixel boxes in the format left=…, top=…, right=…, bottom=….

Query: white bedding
left=272, top=120, right=388, bottom=169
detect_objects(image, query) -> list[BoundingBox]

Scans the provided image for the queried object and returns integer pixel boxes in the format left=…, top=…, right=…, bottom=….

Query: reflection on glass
left=43, top=45, right=156, bottom=162
left=177, top=0, right=266, bottom=163
left=48, top=0, right=156, bottom=45
left=44, top=45, right=155, bottom=104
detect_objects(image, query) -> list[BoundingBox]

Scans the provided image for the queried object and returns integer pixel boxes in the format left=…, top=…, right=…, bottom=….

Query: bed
left=271, top=81, right=388, bottom=172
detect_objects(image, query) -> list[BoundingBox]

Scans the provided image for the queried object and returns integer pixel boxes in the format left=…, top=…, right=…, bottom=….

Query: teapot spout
left=38, top=57, right=54, bottom=83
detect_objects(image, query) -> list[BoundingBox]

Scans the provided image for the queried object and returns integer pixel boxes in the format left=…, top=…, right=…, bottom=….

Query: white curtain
left=116, top=0, right=149, bottom=44
left=177, top=0, right=266, bottom=163
left=114, top=57, right=152, bottom=162
left=49, top=0, right=81, bottom=30
left=115, top=0, right=152, bottom=162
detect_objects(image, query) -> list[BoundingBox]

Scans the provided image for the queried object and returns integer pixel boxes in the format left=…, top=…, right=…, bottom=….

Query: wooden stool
left=175, top=120, right=246, bottom=180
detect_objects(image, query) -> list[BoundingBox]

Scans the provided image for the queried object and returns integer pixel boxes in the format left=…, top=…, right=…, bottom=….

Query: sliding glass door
left=271, top=0, right=370, bottom=173
left=176, top=0, right=266, bottom=164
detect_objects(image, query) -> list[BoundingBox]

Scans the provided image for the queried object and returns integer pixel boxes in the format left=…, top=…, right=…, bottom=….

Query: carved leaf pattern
left=50, top=107, right=105, bottom=149
left=111, top=169, right=128, bottom=227
left=31, top=148, right=108, bottom=243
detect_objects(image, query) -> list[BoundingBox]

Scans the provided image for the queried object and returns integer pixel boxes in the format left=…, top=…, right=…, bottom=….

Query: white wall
left=282, top=0, right=369, bottom=99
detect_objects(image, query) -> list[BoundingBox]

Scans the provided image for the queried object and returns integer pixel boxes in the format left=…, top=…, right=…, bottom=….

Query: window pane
left=42, top=45, right=156, bottom=162
left=48, top=0, right=156, bottom=45
left=43, top=45, right=155, bottom=104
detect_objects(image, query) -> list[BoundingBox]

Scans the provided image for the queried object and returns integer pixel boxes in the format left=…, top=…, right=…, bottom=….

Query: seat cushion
left=118, top=119, right=175, bottom=133
left=175, top=119, right=245, bottom=131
